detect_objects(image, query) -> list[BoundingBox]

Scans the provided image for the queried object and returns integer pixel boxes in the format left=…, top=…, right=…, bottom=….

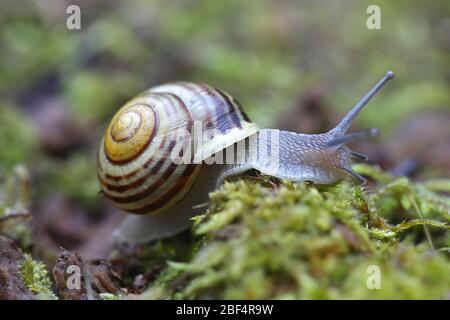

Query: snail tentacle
left=349, top=150, right=369, bottom=161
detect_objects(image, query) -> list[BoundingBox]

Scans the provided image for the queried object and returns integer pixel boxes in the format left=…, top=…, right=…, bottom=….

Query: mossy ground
left=140, top=165, right=449, bottom=299
left=20, top=254, right=57, bottom=299
left=1, top=162, right=449, bottom=299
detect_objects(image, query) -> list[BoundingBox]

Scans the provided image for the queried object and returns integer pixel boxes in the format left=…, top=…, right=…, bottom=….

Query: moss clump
left=142, top=165, right=449, bottom=299
left=20, top=254, right=57, bottom=299
left=0, top=165, right=33, bottom=248
left=0, top=106, right=38, bottom=168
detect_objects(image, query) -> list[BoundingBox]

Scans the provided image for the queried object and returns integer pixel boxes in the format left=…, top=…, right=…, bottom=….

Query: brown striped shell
left=97, top=82, right=259, bottom=215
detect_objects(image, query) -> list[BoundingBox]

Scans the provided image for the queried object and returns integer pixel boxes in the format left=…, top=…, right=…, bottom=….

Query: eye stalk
left=327, top=128, right=380, bottom=148
left=326, top=71, right=394, bottom=184
left=330, top=71, right=394, bottom=137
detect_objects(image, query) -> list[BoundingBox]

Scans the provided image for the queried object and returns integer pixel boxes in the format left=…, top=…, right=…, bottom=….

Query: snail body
left=97, top=72, right=394, bottom=243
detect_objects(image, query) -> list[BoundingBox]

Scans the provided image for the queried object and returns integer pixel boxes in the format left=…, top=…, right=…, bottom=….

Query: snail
left=97, top=71, right=394, bottom=243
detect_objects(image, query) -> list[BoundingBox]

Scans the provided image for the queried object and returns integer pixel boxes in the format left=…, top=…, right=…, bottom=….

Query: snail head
left=318, top=71, right=394, bottom=183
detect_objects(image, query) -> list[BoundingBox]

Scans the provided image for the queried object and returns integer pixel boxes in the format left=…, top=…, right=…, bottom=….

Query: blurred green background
left=0, top=0, right=449, bottom=253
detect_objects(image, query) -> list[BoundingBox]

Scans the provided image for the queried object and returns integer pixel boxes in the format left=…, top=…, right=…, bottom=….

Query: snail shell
left=97, top=82, right=259, bottom=215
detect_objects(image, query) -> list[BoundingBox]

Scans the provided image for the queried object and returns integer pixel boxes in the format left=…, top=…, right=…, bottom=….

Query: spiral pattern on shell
left=97, top=82, right=258, bottom=215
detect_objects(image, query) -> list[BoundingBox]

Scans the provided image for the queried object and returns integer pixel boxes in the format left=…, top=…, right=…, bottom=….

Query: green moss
left=99, top=293, right=122, bottom=300
left=45, top=153, right=100, bottom=208
left=63, top=71, right=141, bottom=123
left=20, top=254, right=57, bottom=300
left=0, top=106, right=38, bottom=168
left=143, top=165, right=449, bottom=300
left=0, top=166, right=32, bottom=247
